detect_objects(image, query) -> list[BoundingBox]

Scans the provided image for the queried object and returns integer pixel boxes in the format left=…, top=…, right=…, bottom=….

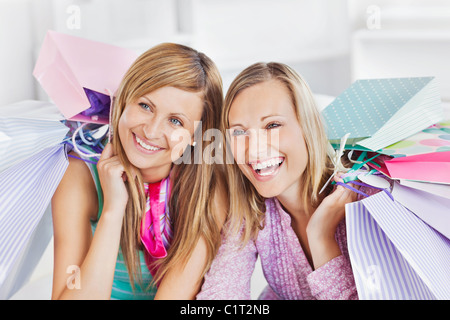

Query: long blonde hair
left=222, top=62, right=333, bottom=243
left=111, top=43, right=224, bottom=288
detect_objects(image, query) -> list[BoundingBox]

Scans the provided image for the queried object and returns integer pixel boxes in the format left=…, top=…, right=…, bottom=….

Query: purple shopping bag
left=345, top=192, right=450, bottom=300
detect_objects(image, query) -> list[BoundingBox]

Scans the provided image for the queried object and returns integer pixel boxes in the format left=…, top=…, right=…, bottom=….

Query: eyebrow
left=261, top=114, right=283, bottom=121
left=229, top=114, right=283, bottom=128
left=140, top=96, right=157, bottom=109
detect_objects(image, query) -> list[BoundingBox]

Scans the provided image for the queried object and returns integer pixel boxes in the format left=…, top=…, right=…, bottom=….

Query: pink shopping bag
left=33, top=30, right=139, bottom=124
left=384, top=151, right=450, bottom=184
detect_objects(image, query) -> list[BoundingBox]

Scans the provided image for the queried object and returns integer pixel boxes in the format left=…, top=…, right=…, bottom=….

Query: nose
left=247, top=129, right=269, bottom=162
left=142, top=116, right=165, bottom=140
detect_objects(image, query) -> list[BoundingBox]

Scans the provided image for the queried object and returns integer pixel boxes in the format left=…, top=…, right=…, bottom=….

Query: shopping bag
left=0, top=204, right=53, bottom=300
left=391, top=182, right=450, bottom=239
left=398, top=179, right=450, bottom=200
left=384, top=151, right=450, bottom=184
left=0, top=144, right=69, bottom=297
left=322, top=77, right=444, bottom=152
left=63, top=120, right=109, bottom=161
left=379, top=121, right=450, bottom=158
left=346, top=192, right=450, bottom=300
left=33, top=30, right=138, bottom=124
left=0, top=100, right=69, bottom=172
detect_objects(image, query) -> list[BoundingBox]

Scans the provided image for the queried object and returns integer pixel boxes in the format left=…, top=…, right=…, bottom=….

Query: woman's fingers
left=330, top=172, right=360, bottom=204
left=98, top=143, right=124, bottom=177
left=99, top=142, right=114, bottom=161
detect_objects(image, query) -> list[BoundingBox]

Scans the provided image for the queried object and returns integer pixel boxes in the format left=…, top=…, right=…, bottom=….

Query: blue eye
left=139, top=102, right=151, bottom=111
left=232, top=129, right=246, bottom=136
left=170, top=118, right=183, bottom=126
left=267, top=122, right=281, bottom=129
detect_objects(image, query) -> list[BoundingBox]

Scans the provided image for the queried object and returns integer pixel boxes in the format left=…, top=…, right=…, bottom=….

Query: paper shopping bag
left=0, top=144, right=69, bottom=297
left=379, top=121, right=450, bottom=158
left=345, top=192, right=450, bottom=300
left=0, top=204, right=53, bottom=300
left=322, top=77, right=444, bottom=152
left=398, top=179, right=450, bottom=200
left=391, top=182, right=450, bottom=239
left=384, top=151, right=450, bottom=184
left=0, top=100, right=69, bottom=172
left=33, top=30, right=138, bottom=124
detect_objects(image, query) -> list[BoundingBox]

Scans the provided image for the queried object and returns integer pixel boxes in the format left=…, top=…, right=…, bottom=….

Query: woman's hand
left=97, top=143, right=129, bottom=216
left=306, top=173, right=359, bottom=269
left=307, top=173, right=358, bottom=238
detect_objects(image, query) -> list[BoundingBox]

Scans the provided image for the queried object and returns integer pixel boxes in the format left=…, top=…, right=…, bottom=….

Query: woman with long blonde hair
left=197, top=62, right=359, bottom=300
left=51, top=43, right=227, bottom=300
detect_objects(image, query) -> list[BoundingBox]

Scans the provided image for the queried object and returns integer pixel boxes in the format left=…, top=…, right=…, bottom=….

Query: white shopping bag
left=0, top=100, right=68, bottom=172
left=0, top=144, right=69, bottom=298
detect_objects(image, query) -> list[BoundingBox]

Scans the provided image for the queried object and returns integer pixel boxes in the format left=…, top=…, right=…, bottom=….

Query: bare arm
left=154, top=177, right=229, bottom=300
left=51, top=145, right=128, bottom=299
left=154, top=236, right=209, bottom=300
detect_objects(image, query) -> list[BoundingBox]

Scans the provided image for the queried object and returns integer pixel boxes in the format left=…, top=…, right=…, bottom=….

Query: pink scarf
left=140, top=176, right=172, bottom=278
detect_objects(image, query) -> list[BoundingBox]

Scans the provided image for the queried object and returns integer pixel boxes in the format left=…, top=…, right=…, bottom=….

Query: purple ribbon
left=335, top=180, right=394, bottom=201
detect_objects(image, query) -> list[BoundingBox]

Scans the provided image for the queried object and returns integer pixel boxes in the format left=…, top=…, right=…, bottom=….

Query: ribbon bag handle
left=70, top=87, right=114, bottom=160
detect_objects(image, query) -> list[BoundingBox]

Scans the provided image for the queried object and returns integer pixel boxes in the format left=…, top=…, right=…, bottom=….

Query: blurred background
left=2, top=0, right=450, bottom=106
left=1, top=0, right=449, bottom=299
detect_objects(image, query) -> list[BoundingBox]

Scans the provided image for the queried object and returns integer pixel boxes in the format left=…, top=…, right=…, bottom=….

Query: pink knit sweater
left=197, top=197, right=358, bottom=300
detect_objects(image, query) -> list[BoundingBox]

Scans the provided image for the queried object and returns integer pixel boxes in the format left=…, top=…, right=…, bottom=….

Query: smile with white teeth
left=250, top=157, right=284, bottom=176
left=135, top=135, right=161, bottom=151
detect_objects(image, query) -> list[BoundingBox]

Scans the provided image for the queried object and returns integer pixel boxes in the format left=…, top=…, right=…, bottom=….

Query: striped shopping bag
left=0, top=100, right=68, bottom=172
left=345, top=191, right=450, bottom=300
left=0, top=144, right=69, bottom=299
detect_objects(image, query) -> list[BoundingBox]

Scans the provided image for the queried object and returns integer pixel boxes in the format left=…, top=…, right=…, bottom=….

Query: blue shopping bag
left=322, top=77, right=443, bottom=151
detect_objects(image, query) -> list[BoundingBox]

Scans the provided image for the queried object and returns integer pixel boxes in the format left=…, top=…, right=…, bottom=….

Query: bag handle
left=335, top=179, right=394, bottom=201
left=70, top=87, right=114, bottom=160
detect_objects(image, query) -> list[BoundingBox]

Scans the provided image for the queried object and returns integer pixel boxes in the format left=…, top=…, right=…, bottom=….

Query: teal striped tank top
left=86, top=161, right=157, bottom=300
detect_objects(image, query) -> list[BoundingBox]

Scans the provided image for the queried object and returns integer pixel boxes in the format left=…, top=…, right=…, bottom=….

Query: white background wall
left=1, top=0, right=353, bottom=107
left=2, top=0, right=449, bottom=104
left=2, top=0, right=450, bottom=299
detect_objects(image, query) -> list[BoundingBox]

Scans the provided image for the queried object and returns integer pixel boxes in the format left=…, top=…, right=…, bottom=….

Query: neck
left=141, top=163, right=172, bottom=184
left=276, top=181, right=314, bottom=221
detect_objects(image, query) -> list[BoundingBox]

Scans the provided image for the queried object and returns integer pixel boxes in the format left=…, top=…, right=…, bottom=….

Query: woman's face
left=118, top=86, right=203, bottom=182
left=228, top=79, right=309, bottom=198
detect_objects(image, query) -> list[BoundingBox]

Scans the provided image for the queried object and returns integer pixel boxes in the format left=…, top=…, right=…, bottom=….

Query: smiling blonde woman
left=51, top=43, right=227, bottom=300
left=197, top=62, right=359, bottom=300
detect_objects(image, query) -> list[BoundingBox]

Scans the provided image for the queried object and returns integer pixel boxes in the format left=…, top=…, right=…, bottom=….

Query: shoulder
left=52, top=151, right=98, bottom=221
left=65, top=151, right=97, bottom=194
left=65, top=151, right=93, bottom=176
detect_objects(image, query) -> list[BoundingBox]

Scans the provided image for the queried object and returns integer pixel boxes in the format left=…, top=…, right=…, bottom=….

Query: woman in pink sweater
left=197, top=62, right=359, bottom=300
